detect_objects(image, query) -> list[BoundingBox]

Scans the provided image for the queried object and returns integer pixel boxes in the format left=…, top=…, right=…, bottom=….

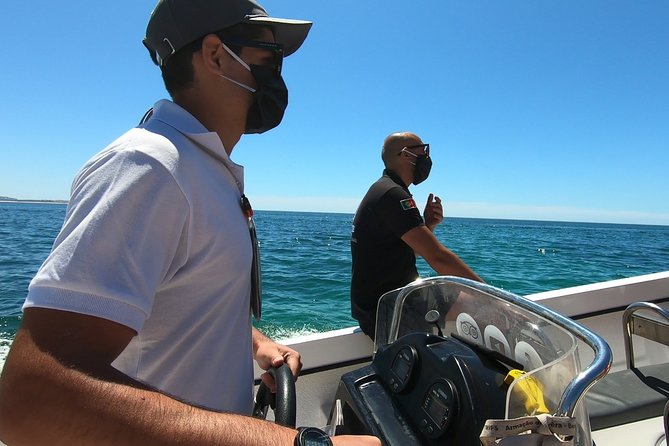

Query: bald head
left=381, top=132, right=424, bottom=167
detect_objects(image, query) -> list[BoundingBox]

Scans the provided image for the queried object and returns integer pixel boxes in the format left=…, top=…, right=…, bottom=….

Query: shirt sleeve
left=375, top=186, right=424, bottom=238
left=24, top=148, right=190, bottom=332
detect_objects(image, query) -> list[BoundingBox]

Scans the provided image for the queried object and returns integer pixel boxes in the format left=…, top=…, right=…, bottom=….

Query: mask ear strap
left=219, top=43, right=256, bottom=93
left=220, top=74, right=256, bottom=93
left=400, top=148, right=417, bottom=166
left=222, top=43, right=251, bottom=71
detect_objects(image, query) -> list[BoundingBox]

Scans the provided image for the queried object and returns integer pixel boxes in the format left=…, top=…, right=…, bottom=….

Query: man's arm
left=0, top=308, right=299, bottom=446
left=0, top=309, right=379, bottom=446
left=401, top=225, right=484, bottom=282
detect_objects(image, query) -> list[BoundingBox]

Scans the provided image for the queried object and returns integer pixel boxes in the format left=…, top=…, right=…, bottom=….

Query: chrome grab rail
left=388, top=276, right=613, bottom=418
left=623, top=301, right=669, bottom=369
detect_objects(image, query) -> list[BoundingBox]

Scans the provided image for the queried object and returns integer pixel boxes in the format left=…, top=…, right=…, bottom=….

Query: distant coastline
left=1, top=196, right=667, bottom=227
left=0, top=196, right=68, bottom=204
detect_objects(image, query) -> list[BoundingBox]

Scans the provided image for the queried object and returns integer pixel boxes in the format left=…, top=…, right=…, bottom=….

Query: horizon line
left=2, top=198, right=668, bottom=227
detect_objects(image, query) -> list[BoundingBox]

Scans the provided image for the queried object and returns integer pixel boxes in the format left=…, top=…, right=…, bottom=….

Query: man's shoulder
left=99, top=127, right=182, bottom=165
left=367, top=175, right=408, bottom=199
left=355, top=176, right=412, bottom=219
left=72, top=128, right=187, bottom=193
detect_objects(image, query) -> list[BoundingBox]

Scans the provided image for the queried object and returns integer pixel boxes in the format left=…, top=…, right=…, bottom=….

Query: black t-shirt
left=350, top=169, right=424, bottom=336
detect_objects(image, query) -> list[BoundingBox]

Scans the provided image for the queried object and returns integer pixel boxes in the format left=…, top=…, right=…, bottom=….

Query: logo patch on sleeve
left=400, top=198, right=417, bottom=210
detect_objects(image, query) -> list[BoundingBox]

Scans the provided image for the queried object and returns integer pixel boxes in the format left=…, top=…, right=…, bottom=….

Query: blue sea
left=1, top=201, right=669, bottom=368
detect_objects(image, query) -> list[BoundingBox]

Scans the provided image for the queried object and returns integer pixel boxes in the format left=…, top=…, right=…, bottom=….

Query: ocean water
left=1, top=201, right=669, bottom=369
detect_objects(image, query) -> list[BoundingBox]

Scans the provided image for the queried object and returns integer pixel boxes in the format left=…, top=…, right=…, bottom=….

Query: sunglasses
left=219, top=37, right=284, bottom=77
left=400, top=144, right=430, bottom=157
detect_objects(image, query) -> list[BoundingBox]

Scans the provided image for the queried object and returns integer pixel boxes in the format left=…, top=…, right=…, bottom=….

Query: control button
left=443, top=407, right=450, bottom=418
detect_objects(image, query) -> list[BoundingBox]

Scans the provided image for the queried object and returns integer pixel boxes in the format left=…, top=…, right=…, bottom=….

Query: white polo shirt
left=24, top=100, right=254, bottom=413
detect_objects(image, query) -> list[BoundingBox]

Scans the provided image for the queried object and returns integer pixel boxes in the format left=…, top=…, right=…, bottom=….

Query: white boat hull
left=258, top=271, right=669, bottom=444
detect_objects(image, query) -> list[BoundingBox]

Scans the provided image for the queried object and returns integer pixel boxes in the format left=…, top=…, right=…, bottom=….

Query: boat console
left=329, top=277, right=612, bottom=445
left=334, top=332, right=510, bottom=445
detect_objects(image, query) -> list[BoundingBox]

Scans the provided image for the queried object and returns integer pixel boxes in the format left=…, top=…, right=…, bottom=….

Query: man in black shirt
left=350, top=131, right=484, bottom=339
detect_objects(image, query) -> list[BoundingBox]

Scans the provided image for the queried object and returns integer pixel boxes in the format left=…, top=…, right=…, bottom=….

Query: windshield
left=374, top=277, right=603, bottom=445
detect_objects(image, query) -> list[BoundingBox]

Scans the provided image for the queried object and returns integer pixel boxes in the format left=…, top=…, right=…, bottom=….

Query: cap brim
left=246, top=16, right=313, bottom=57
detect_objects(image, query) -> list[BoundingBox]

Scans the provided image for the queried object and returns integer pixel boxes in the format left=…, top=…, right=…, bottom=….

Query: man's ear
left=199, top=34, right=226, bottom=74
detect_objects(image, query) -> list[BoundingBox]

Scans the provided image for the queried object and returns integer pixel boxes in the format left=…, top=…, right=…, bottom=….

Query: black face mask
left=412, top=155, right=433, bottom=185
left=243, top=64, right=288, bottom=134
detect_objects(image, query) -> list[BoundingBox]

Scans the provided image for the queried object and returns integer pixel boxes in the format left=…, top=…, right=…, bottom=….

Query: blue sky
left=1, top=1, right=667, bottom=225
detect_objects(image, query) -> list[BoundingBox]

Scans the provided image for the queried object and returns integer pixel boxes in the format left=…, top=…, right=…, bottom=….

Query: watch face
left=299, top=427, right=332, bottom=446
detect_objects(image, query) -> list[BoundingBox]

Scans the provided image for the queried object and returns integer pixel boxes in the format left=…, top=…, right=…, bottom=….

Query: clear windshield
left=375, top=277, right=599, bottom=445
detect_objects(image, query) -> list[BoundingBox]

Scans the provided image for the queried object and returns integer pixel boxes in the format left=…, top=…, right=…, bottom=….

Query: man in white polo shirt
left=0, top=1, right=379, bottom=445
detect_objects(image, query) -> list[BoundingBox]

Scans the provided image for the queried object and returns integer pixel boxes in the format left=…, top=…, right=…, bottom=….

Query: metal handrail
left=388, top=276, right=613, bottom=418
left=623, top=301, right=669, bottom=369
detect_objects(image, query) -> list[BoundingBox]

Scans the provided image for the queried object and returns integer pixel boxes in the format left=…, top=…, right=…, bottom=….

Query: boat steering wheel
left=252, top=363, right=297, bottom=428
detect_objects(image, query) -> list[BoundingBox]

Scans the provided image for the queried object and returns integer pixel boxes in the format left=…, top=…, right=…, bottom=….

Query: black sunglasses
left=219, top=37, right=284, bottom=77
left=400, top=144, right=430, bottom=157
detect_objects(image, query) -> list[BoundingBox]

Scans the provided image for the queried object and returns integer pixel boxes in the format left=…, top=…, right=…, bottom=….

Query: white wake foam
left=0, top=341, right=11, bottom=373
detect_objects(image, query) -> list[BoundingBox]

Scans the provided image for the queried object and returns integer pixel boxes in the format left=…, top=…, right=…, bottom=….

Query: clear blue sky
left=1, top=1, right=667, bottom=225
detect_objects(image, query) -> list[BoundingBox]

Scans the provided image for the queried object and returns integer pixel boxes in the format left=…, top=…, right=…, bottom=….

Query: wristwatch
left=293, top=426, right=333, bottom=446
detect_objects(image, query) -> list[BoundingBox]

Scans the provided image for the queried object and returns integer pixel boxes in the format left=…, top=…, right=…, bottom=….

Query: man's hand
left=253, top=328, right=303, bottom=391
left=423, top=193, right=443, bottom=232
left=332, top=436, right=382, bottom=445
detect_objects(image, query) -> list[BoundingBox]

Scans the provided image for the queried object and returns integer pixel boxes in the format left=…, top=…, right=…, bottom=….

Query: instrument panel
left=335, top=332, right=510, bottom=445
